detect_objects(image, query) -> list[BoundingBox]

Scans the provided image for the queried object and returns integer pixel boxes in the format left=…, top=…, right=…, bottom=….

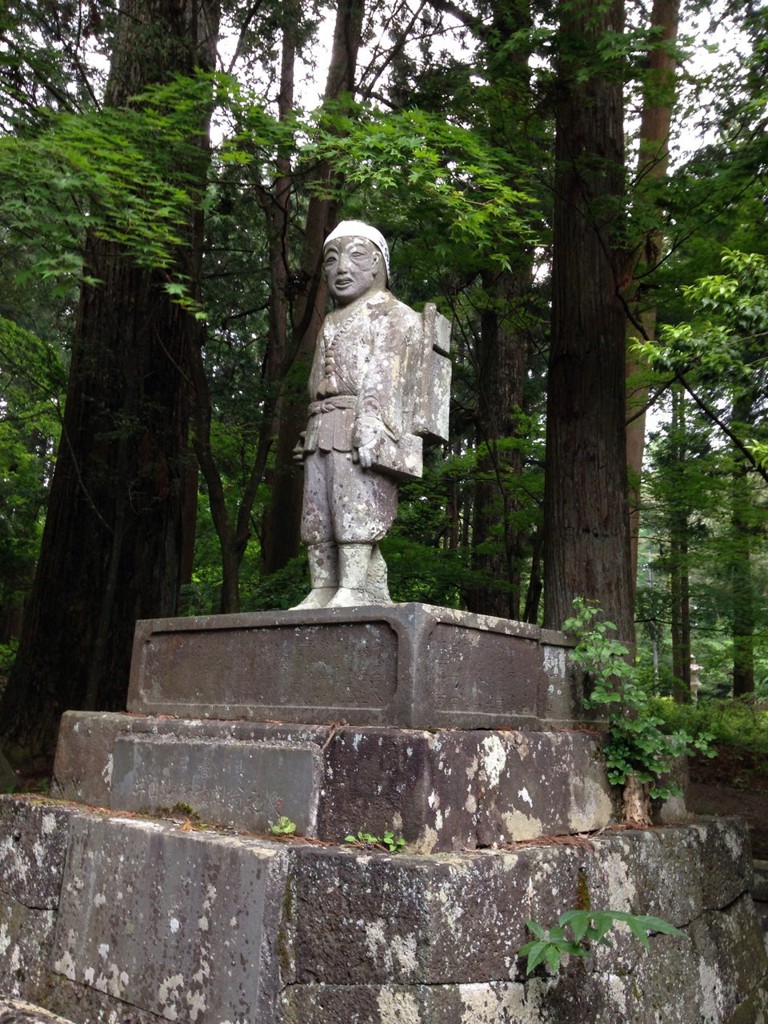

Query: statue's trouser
left=325, top=543, right=374, bottom=608
left=294, top=445, right=397, bottom=608
left=300, top=447, right=398, bottom=543
left=291, top=542, right=337, bottom=610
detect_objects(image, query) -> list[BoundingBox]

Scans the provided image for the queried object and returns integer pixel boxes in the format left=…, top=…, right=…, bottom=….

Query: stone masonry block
left=284, top=844, right=584, bottom=986
left=0, top=802, right=765, bottom=1024
left=0, top=999, right=75, bottom=1024
left=110, top=734, right=323, bottom=835
left=126, top=604, right=579, bottom=730
left=54, top=715, right=619, bottom=851
left=584, top=818, right=754, bottom=929
left=318, top=727, right=617, bottom=852
left=0, top=799, right=75, bottom=1006
left=0, top=799, right=73, bottom=909
left=52, top=712, right=330, bottom=814
left=50, top=815, right=289, bottom=1023
left=0, top=899, right=58, bottom=1005
left=283, top=819, right=760, bottom=991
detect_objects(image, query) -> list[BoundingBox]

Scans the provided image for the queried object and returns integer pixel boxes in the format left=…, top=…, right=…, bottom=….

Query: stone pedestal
left=126, top=603, right=583, bottom=729
left=53, top=713, right=618, bottom=852
left=2, top=604, right=767, bottom=1022
left=52, top=604, right=613, bottom=853
left=1, top=799, right=766, bottom=1024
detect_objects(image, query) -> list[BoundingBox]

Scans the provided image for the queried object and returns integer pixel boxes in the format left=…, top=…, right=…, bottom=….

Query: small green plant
left=565, top=598, right=714, bottom=822
left=519, top=909, right=684, bottom=975
left=345, top=829, right=406, bottom=853
left=270, top=815, right=298, bottom=837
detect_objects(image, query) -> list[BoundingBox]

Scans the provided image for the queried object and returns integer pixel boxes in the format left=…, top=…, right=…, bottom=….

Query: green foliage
left=651, top=697, right=768, bottom=758
left=638, top=250, right=768, bottom=387
left=634, top=249, right=768, bottom=479
left=270, top=816, right=297, bottom=837
left=345, top=830, right=406, bottom=854
left=245, top=553, right=310, bottom=613
left=518, top=909, right=684, bottom=975
left=564, top=599, right=714, bottom=798
left=0, top=316, right=64, bottom=612
left=0, top=640, right=18, bottom=678
left=636, top=378, right=768, bottom=701
left=218, top=90, right=542, bottom=277
left=311, top=106, right=540, bottom=268
left=0, top=74, right=215, bottom=308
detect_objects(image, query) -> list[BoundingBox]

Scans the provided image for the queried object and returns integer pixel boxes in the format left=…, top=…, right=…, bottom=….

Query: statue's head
left=323, top=221, right=389, bottom=305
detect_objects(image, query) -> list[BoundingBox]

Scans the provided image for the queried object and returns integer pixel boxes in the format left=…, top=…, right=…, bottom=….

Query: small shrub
left=270, top=815, right=298, bottom=836
left=345, top=829, right=406, bottom=853
left=651, top=696, right=768, bottom=758
left=518, top=909, right=684, bottom=975
left=565, top=598, right=714, bottom=822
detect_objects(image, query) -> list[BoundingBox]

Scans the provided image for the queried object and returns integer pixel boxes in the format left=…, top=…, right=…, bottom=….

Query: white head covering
left=323, top=220, right=390, bottom=280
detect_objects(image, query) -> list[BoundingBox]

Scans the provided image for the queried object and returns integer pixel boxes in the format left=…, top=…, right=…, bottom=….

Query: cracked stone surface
left=1, top=805, right=765, bottom=1023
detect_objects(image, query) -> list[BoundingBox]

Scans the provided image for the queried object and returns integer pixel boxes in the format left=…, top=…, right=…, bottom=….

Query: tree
left=625, top=0, right=681, bottom=588
left=0, top=1, right=220, bottom=762
left=637, top=249, right=768, bottom=696
left=0, top=317, right=64, bottom=645
left=193, top=0, right=367, bottom=608
left=542, top=0, right=635, bottom=642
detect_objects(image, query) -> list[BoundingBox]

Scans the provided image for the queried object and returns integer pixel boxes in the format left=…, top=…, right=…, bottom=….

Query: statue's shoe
left=324, top=587, right=369, bottom=608
left=290, top=587, right=335, bottom=610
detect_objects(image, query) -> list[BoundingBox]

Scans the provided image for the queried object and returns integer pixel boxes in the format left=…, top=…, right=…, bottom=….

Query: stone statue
left=292, top=221, right=451, bottom=609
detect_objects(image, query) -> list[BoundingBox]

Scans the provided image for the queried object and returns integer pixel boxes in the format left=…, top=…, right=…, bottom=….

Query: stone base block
left=53, top=713, right=622, bottom=851
left=1, top=799, right=765, bottom=1024
left=0, top=1000, right=75, bottom=1023
left=110, top=733, right=323, bottom=835
left=127, top=603, right=583, bottom=730
left=52, top=815, right=288, bottom=1023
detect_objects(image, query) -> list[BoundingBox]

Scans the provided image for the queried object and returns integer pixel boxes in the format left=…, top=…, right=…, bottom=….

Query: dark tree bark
left=466, top=267, right=530, bottom=620
left=668, top=388, right=691, bottom=697
left=260, top=0, right=366, bottom=575
left=542, top=0, right=635, bottom=643
left=626, top=0, right=681, bottom=590
left=0, top=0, right=219, bottom=762
left=729, top=390, right=759, bottom=697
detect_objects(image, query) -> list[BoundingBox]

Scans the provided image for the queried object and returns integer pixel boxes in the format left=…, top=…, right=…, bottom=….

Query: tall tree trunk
left=462, top=0, right=535, bottom=621
left=0, top=0, right=219, bottom=762
left=730, top=391, right=758, bottom=697
left=261, top=0, right=366, bottom=576
left=668, top=385, right=690, bottom=698
left=543, top=0, right=635, bottom=643
left=626, top=0, right=681, bottom=589
left=466, top=268, right=529, bottom=619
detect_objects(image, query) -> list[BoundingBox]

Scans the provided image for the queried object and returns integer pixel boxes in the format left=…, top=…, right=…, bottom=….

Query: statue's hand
left=292, top=432, right=306, bottom=463
left=353, top=414, right=382, bottom=468
left=357, top=439, right=376, bottom=468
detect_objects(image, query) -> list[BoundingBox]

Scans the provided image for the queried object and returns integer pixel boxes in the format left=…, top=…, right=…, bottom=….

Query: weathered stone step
left=0, top=1001, right=75, bottom=1023
left=53, top=713, right=624, bottom=851
left=126, top=603, right=585, bottom=731
left=1, top=798, right=765, bottom=1023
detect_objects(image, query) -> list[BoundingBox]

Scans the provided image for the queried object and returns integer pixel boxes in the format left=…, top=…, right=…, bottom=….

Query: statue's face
left=323, top=235, right=384, bottom=304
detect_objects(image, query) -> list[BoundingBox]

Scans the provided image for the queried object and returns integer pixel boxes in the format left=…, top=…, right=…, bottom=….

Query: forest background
left=0, top=0, right=766, bottom=765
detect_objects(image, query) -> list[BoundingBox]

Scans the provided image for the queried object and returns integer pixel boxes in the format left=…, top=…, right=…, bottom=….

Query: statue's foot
left=325, top=587, right=369, bottom=608
left=290, top=587, right=336, bottom=610
left=365, top=582, right=392, bottom=604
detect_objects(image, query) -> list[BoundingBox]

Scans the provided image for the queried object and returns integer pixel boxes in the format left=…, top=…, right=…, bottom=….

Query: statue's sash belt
left=305, top=396, right=357, bottom=452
